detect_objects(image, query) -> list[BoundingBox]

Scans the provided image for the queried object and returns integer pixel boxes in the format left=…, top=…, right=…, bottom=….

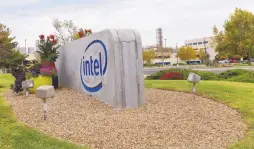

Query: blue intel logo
left=80, top=40, right=108, bottom=93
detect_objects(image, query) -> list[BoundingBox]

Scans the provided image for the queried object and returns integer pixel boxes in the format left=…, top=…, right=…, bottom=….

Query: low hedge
left=160, top=72, right=183, bottom=80
left=146, top=68, right=254, bottom=83
left=195, top=71, right=219, bottom=80
left=146, top=68, right=218, bottom=81
left=219, top=69, right=250, bottom=79
left=220, top=69, right=254, bottom=83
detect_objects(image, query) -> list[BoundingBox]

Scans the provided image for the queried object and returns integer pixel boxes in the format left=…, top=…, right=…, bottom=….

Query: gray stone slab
left=22, top=80, right=34, bottom=89
left=36, top=85, right=55, bottom=99
left=187, top=73, right=201, bottom=83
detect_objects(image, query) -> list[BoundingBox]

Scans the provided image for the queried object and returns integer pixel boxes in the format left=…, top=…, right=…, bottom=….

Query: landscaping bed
left=3, top=88, right=246, bottom=149
left=146, top=68, right=254, bottom=83
left=0, top=74, right=85, bottom=149
left=145, top=80, right=254, bottom=149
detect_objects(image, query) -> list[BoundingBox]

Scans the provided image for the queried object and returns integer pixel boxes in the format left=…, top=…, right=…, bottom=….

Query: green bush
left=195, top=71, right=219, bottom=80
left=219, top=69, right=254, bottom=83
left=219, top=69, right=250, bottom=79
left=227, top=73, right=254, bottom=83
left=146, top=70, right=167, bottom=80
left=146, top=68, right=218, bottom=80
left=146, top=68, right=254, bottom=83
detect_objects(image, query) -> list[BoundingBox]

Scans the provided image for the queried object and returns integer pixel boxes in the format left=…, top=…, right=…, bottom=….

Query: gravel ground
left=4, top=88, right=246, bottom=149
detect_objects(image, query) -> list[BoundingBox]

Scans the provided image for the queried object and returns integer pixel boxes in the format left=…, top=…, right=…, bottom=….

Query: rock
left=36, top=85, right=55, bottom=99
left=22, top=80, right=34, bottom=89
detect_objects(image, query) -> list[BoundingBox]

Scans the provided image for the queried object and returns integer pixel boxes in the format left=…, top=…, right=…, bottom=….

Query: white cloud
left=1, top=0, right=254, bottom=47
left=0, top=0, right=40, bottom=7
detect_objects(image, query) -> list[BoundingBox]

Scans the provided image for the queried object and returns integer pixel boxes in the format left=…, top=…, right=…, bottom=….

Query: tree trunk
left=248, top=48, right=252, bottom=65
left=248, top=57, right=251, bottom=65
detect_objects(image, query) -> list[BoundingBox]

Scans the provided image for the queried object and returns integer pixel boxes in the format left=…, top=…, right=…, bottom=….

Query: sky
left=1, top=0, right=254, bottom=48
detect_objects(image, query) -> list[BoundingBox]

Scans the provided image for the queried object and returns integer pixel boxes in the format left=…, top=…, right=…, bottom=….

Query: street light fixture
left=163, top=39, right=167, bottom=66
left=176, top=43, right=179, bottom=66
left=203, top=37, right=208, bottom=63
left=25, top=39, right=27, bottom=54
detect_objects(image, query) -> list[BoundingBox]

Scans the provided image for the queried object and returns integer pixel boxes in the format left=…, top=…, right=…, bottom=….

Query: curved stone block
left=56, top=29, right=144, bottom=109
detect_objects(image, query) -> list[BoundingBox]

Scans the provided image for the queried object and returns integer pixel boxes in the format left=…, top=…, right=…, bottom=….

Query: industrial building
left=184, top=36, right=217, bottom=62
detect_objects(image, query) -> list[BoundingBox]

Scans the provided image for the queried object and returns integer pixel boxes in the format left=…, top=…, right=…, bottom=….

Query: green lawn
left=145, top=80, right=254, bottom=149
left=0, top=74, right=87, bottom=149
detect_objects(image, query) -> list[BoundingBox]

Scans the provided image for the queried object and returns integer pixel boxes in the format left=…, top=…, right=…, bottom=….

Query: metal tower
left=156, top=28, right=163, bottom=47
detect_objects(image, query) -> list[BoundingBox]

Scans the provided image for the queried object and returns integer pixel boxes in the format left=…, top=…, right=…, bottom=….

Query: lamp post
left=203, top=37, right=207, bottom=58
left=25, top=39, right=27, bottom=54
left=162, top=39, right=167, bottom=66
left=176, top=43, right=179, bottom=66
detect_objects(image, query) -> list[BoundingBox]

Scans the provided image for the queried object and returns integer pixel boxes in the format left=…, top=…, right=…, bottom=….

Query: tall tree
left=0, top=23, right=26, bottom=69
left=198, top=48, right=206, bottom=61
left=213, top=8, right=254, bottom=65
left=177, top=46, right=197, bottom=61
left=52, top=19, right=78, bottom=45
left=143, top=50, right=155, bottom=64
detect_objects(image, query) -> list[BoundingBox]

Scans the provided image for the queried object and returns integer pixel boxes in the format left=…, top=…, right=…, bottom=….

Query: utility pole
left=163, top=39, right=167, bottom=66
left=176, top=43, right=179, bottom=66
left=203, top=37, right=207, bottom=55
left=203, top=37, right=207, bottom=63
left=25, top=39, right=27, bottom=54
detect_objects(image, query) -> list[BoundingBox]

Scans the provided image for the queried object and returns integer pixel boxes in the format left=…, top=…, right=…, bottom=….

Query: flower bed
left=160, top=72, right=183, bottom=80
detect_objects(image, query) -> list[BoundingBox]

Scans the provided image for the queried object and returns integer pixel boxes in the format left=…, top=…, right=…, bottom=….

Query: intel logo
left=80, top=40, right=108, bottom=92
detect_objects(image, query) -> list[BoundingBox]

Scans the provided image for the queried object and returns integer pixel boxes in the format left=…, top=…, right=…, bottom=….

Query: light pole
left=203, top=37, right=207, bottom=57
left=176, top=43, right=179, bottom=66
left=163, top=39, right=167, bottom=66
left=25, top=39, right=27, bottom=54
left=203, top=37, right=208, bottom=64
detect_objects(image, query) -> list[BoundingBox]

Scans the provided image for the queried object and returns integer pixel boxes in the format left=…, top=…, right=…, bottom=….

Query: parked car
left=229, top=59, right=237, bottom=63
left=219, top=60, right=229, bottom=64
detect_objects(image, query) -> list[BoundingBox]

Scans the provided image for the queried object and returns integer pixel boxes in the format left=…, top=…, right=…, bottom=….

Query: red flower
left=49, top=35, right=54, bottom=39
left=52, top=39, right=57, bottom=44
left=160, top=72, right=183, bottom=80
left=78, top=31, right=84, bottom=38
left=87, top=29, right=92, bottom=33
left=39, top=34, right=45, bottom=40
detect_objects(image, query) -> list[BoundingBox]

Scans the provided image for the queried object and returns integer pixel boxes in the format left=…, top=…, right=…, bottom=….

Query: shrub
left=219, top=69, right=250, bottom=79
left=219, top=69, right=254, bottom=83
left=227, top=73, right=254, bottom=83
left=146, top=70, right=166, bottom=80
left=195, top=71, right=219, bottom=80
left=146, top=68, right=254, bottom=83
left=160, top=72, right=183, bottom=80
left=146, top=68, right=218, bottom=80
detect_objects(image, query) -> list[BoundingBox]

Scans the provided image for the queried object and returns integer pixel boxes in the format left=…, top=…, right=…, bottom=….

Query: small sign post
left=36, top=85, right=55, bottom=120
left=22, top=80, right=34, bottom=96
left=187, top=73, right=201, bottom=93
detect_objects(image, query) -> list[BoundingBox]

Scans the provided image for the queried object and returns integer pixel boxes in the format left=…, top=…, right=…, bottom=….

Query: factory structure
left=143, top=28, right=217, bottom=65
left=156, top=28, right=163, bottom=47
left=184, top=37, right=217, bottom=61
left=16, top=40, right=41, bottom=61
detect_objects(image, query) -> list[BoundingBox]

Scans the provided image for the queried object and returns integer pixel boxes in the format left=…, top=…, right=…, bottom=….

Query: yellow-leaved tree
left=177, top=46, right=196, bottom=61
left=198, top=48, right=206, bottom=61
left=143, top=50, right=155, bottom=64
